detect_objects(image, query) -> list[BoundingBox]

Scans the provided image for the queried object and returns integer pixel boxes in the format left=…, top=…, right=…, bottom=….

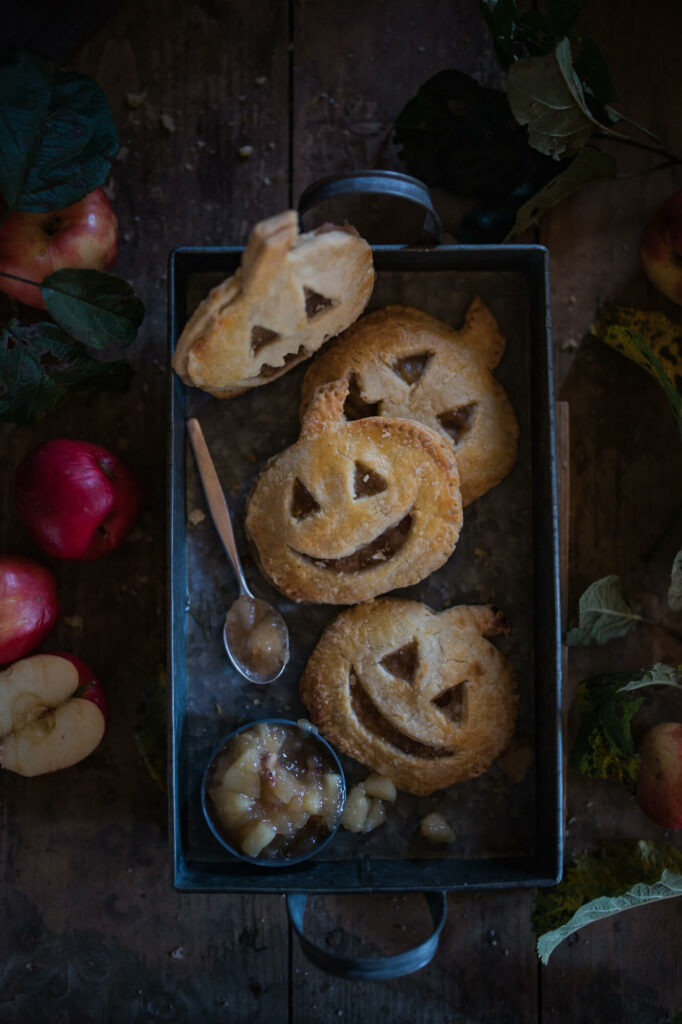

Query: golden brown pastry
left=300, top=599, right=518, bottom=795
left=245, top=380, right=463, bottom=604
left=173, top=211, right=374, bottom=397
left=299, top=298, right=519, bottom=506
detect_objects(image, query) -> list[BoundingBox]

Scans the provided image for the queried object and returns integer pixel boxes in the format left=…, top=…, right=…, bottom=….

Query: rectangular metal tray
left=168, top=243, right=563, bottom=893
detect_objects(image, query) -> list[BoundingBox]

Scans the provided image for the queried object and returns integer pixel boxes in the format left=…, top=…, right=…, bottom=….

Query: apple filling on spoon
left=0, top=653, right=108, bottom=777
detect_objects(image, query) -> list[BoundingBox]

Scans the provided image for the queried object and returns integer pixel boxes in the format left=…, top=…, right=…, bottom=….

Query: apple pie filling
left=224, top=596, right=287, bottom=679
left=205, top=722, right=344, bottom=860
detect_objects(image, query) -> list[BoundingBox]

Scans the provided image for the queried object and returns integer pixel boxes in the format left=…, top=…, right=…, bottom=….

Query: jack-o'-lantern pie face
left=245, top=380, right=463, bottom=605
left=300, top=298, right=519, bottom=507
left=172, top=210, right=374, bottom=398
left=299, top=599, right=518, bottom=795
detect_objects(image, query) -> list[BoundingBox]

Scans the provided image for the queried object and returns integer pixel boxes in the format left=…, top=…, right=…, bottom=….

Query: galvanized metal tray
left=168, top=227, right=563, bottom=898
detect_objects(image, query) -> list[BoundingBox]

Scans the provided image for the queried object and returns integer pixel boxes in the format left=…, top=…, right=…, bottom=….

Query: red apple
left=16, top=439, right=142, bottom=561
left=0, top=554, right=60, bottom=665
left=636, top=722, right=682, bottom=829
left=0, top=187, right=118, bottom=309
left=0, top=652, right=108, bottom=776
left=639, top=187, right=682, bottom=305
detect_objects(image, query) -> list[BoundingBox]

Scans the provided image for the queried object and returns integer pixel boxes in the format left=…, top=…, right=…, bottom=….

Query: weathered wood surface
left=1, top=0, right=681, bottom=1021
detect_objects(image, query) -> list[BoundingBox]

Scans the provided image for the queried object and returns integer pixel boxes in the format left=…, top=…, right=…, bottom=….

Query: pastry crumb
left=187, top=507, right=206, bottom=527
left=160, top=113, right=176, bottom=133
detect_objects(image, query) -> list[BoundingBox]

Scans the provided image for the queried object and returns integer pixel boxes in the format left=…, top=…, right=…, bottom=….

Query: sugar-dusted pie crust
left=299, top=599, right=518, bottom=795
left=245, top=380, right=463, bottom=604
left=172, top=210, right=374, bottom=398
left=299, top=298, right=519, bottom=506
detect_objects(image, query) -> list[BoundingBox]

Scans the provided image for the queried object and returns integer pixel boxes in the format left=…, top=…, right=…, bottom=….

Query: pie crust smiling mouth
left=292, top=512, right=413, bottom=574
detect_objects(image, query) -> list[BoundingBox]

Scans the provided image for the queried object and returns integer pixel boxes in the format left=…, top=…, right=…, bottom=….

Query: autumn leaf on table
left=591, top=305, right=682, bottom=439
left=533, top=840, right=682, bottom=964
left=0, top=47, right=118, bottom=212
left=566, top=575, right=642, bottom=646
left=570, top=664, right=682, bottom=790
left=0, top=320, right=132, bottom=426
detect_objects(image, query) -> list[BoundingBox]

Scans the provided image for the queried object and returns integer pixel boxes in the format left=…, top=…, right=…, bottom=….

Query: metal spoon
left=186, top=418, right=290, bottom=684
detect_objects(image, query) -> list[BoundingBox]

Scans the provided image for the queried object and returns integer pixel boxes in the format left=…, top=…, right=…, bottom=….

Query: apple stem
left=0, top=270, right=41, bottom=290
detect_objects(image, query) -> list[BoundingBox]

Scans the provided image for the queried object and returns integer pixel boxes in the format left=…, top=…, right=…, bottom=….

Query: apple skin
left=15, top=439, right=142, bottom=561
left=636, top=722, right=682, bottom=829
left=0, top=554, right=60, bottom=666
left=0, top=187, right=118, bottom=309
left=51, top=651, right=110, bottom=725
left=639, top=188, right=682, bottom=305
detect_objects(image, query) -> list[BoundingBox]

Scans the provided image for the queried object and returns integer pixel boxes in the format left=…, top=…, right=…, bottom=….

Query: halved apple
left=0, top=653, right=108, bottom=777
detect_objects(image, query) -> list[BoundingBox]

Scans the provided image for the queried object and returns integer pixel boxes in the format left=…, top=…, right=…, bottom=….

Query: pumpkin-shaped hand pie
left=245, top=380, right=463, bottom=604
left=172, top=210, right=374, bottom=398
left=299, top=599, right=518, bottom=795
left=299, top=299, right=519, bottom=506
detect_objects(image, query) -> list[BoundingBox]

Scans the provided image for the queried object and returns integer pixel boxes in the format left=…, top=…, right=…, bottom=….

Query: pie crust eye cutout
left=291, top=478, right=320, bottom=520
left=353, top=461, right=387, bottom=499
left=391, top=352, right=431, bottom=386
left=437, top=403, right=477, bottom=444
left=432, top=682, right=467, bottom=723
left=251, top=325, right=281, bottom=354
left=304, top=286, right=334, bottom=319
left=379, top=641, right=418, bottom=683
left=349, top=670, right=451, bottom=760
left=343, top=374, right=379, bottom=421
left=296, top=513, right=412, bottom=574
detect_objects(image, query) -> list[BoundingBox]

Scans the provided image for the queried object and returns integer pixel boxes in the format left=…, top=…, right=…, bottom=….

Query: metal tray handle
left=287, top=891, right=447, bottom=980
left=298, top=170, right=442, bottom=245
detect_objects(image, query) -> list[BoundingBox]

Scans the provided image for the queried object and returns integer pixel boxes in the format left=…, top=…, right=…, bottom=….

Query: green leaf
left=619, top=662, right=682, bottom=692
left=0, top=47, right=118, bottom=212
left=533, top=841, right=682, bottom=963
left=591, top=306, right=682, bottom=439
left=134, top=666, right=167, bottom=791
left=570, top=672, right=642, bottom=790
left=393, top=69, right=561, bottom=200
left=505, top=146, right=616, bottom=239
left=507, top=38, right=604, bottom=159
left=566, top=575, right=642, bottom=646
left=0, top=319, right=132, bottom=425
left=41, top=269, right=145, bottom=349
left=669, top=549, right=682, bottom=612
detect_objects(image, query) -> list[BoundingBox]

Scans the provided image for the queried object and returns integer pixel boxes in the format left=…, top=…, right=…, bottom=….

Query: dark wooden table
left=2, top=1, right=682, bottom=1020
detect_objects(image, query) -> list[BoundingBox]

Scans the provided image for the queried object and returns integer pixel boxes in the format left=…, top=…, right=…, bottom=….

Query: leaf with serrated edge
left=507, top=41, right=595, bottom=159
left=505, top=146, right=616, bottom=239
left=0, top=48, right=118, bottom=211
left=0, top=319, right=132, bottom=426
left=566, top=575, right=641, bottom=646
left=619, top=663, right=682, bottom=692
left=41, top=269, right=144, bottom=349
left=669, top=549, right=682, bottom=612
left=534, top=840, right=682, bottom=963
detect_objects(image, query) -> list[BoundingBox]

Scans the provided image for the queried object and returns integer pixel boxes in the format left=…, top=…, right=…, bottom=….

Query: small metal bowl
left=201, top=718, right=346, bottom=868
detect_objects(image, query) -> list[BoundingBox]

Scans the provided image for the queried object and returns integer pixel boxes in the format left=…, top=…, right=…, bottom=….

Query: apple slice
left=0, top=653, right=107, bottom=777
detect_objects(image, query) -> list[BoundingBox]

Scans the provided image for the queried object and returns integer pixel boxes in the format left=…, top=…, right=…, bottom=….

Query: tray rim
left=167, top=242, right=564, bottom=894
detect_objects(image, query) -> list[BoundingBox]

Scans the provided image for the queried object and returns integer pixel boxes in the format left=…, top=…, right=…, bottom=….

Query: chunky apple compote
left=224, top=596, right=287, bottom=679
left=205, top=722, right=345, bottom=860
